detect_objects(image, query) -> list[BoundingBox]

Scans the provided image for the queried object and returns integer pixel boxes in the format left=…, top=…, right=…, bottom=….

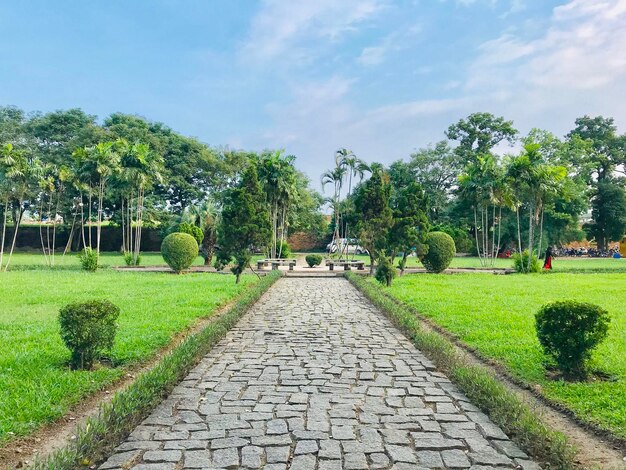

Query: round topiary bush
left=178, top=222, right=204, bottom=245
left=422, top=231, right=456, bottom=273
left=305, top=254, right=323, bottom=267
left=59, top=300, right=120, bottom=370
left=161, top=232, right=199, bottom=273
left=535, top=300, right=610, bottom=379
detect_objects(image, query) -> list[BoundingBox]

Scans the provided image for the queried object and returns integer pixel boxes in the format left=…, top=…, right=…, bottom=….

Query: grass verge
left=30, top=271, right=281, bottom=470
left=345, top=272, right=576, bottom=470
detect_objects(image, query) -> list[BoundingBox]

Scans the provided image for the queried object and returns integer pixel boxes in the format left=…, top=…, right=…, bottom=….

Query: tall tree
left=446, top=112, right=518, bottom=162
left=218, top=163, right=271, bottom=283
left=388, top=181, right=430, bottom=274
left=567, top=116, right=626, bottom=250
left=406, top=141, right=463, bottom=221
left=353, top=165, right=393, bottom=273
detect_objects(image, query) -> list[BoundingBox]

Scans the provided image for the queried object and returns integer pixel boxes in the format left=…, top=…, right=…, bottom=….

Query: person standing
left=543, top=246, right=553, bottom=270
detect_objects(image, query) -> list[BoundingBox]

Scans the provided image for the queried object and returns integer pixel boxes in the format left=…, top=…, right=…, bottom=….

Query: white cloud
left=240, top=0, right=385, bottom=63
left=357, top=45, right=387, bottom=66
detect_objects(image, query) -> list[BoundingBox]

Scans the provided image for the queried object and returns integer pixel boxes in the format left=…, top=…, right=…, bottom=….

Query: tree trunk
left=4, top=205, right=24, bottom=271
left=0, top=200, right=8, bottom=269
left=473, top=207, right=483, bottom=266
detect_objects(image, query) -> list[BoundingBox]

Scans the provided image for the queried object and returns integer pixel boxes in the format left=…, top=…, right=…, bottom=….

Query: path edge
left=345, top=272, right=577, bottom=470
left=29, top=271, right=282, bottom=470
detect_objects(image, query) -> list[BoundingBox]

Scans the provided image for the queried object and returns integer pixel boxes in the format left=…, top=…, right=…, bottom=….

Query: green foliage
left=584, top=178, right=626, bottom=250
left=78, top=247, right=98, bottom=271
left=123, top=252, right=141, bottom=266
left=58, top=300, right=120, bottom=370
left=218, top=163, right=271, bottom=283
left=432, top=224, right=473, bottom=253
left=375, top=255, right=397, bottom=287
left=536, top=301, right=610, bottom=379
left=177, top=222, right=204, bottom=245
left=353, top=167, right=393, bottom=272
left=276, top=240, right=291, bottom=259
left=305, top=254, right=323, bottom=267
left=422, top=231, right=456, bottom=273
left=34, top=272, right=280, bottom=470
left=512, top=250, right=541, bottom=273
left=161, top=232, right=198, bottom=273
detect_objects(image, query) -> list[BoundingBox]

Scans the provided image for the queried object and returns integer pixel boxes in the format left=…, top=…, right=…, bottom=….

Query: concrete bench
left=257, top=259, right=297, bottom=271
left=326, top=260, right=366, bottom=271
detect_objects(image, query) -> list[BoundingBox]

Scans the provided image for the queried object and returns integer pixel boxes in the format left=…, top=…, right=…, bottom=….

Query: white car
left=326, top=238, right=368, bottom=255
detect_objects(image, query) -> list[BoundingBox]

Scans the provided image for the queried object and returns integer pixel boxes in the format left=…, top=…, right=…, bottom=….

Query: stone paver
left=100, top=278, right=539, bottom=469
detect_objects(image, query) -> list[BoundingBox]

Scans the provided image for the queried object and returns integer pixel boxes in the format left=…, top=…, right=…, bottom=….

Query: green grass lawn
left=378, top=273, right=626, bottom=438
left=6, top=251, right=267, bottom=270
left=0, top=269, right=255, bottom=441
left=344, top=253, right=626, bottom=272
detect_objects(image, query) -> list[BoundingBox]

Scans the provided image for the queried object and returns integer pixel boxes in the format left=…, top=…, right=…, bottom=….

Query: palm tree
left=258, top=151, right=297, bottom=258
left=0, top=144, right=42, bottom=271
left=335, top=150, right=370, bottom=258
left=458, top=154, right=508, bottom=267
left=73, top=141, right=121, bottom=263
left=185, top=198, right=220, bottom=266
left=321, top=162, right=347, bottom=258
left=506, top=143, right=566, bottom=271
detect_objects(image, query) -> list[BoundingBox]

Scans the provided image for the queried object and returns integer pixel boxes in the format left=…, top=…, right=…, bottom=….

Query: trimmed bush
left=161, top=232, right=199, bottom=273
left=535, top=301, right=610, bottom=379
left=124, top=252, right=141, bottom=266
left=375, top=256, right=397, bottom=287
left=512, top=250, right=541, bottom=273
left=78, top=247, right=98, bottom=272
left=59, top=300, right=120, bottom=370
left=276, top=240, right=291, bottom=259
left=178, top=222, right=204, bottom=245
left=305, top=254, right=323, bottom=267
left=422, top=231, right=456, bottom=273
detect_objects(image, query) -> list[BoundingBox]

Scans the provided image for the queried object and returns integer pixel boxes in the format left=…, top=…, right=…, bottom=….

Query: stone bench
left=257, top=259, right=297, bottom=271
left=325, top=259, right=366, bottom=271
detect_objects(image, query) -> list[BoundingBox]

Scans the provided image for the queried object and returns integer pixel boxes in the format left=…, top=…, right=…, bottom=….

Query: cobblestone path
left=100, top=278, right=539, bottom=470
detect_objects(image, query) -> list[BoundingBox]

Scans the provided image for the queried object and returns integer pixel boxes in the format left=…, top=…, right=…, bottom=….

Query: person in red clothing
left=543, top=246, right=553, bottom=270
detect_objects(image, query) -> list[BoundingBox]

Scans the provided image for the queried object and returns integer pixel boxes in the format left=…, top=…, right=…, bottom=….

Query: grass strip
left=31, top=271, right=281, bottom=470
left=346, top=272, right=576, bottom=470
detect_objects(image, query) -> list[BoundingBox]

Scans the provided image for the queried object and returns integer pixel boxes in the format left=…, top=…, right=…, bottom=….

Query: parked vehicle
left=326, top=238, right=368, bottom=255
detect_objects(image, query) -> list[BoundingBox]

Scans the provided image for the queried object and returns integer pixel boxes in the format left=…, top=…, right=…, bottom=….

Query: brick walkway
left=99, top=278, right=539, bottom=470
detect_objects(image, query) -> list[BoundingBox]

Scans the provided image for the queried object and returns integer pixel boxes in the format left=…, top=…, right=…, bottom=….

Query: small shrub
left=422, top=231, right=456, bottom=273
left=78, top=247, right=98, bottom=272
left=123, top=252, right=141, bottom=266
left=512, top=250, right=541, bottom=273
left=375, top=256, right=397, bottom=287
left=161, top=232, right=199, bottom=273
left=59, top=300, right=120, bottom=370
left=276, top=240, right=291, bottom=259
left=305, top=254, right=323, bottom=267
left=535, top=301, right=610, bottom=379
left=178, top=222, right=204, bottom=245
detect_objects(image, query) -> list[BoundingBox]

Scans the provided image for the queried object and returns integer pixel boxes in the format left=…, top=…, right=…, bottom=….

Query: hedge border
left=31, top=271, right=282, bottom=470
left=345, top=272, right=576, bottom=470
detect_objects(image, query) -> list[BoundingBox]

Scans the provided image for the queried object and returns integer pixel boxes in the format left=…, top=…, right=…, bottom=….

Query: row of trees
left=0, top=106, right=325, bottom=271
left=324, top=113, right=626, bottom=274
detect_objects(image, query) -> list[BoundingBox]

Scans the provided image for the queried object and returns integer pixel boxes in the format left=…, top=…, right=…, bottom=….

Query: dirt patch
left=0, top=299, right=237, bottom=469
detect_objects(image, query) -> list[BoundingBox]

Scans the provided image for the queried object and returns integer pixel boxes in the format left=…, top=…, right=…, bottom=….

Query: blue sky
left=1, top=0, right=625, bottom=184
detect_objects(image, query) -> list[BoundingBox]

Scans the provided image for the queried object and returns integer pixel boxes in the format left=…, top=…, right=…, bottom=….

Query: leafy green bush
left=512, top=250, right=541, bottom=273
left=178, top=222, right=204, bottom=245
left=276, top=240, right=291, bottom=259
left=161, top=232, right=198, bottom=273
left=78, top=247, right=98, bottom=272
left=422, top=231, right=456, bottom=273
left=123, top=252, right=141, bottom=266
left=432, top=224, right=473, bottom=254
left=59, top=300, right=120, bottom=370
left=535, top=301, right=610, bottom=379
left=375, top=255, right=397, bottom=287
left=305, top=254, right=323, bottom=267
